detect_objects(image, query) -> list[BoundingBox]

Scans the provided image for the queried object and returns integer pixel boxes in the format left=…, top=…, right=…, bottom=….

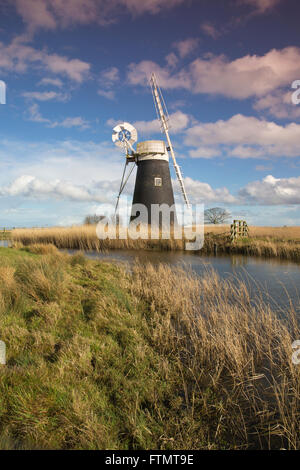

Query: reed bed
left=129, top=262, right=300, bottom=450
left=11, top=224, right=300, bottom=261
left=205, top=225, right=300, bottom=240
left=0, top=246, right=299, bottom=449
left=12, top=225, right=187, bottom=251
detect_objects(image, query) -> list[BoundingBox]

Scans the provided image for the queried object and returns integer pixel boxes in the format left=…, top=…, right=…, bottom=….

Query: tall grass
left=12, top=225, right=187, bottom=251
left=206, top=225, right=300, bottom=240
left=12, top=225, right=300, bottom=261
left=130, top=262, right=300, bottom=449
left=0, top=246, right=299, bottom=449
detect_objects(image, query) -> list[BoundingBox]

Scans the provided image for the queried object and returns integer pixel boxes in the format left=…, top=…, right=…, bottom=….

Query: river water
left=1, top=239, right=299, bottom=313
left=83, top=249, right=300, bottom=314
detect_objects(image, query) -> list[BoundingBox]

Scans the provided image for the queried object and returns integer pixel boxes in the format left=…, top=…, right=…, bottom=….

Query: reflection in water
left=230, top=255, right=248, bottom=267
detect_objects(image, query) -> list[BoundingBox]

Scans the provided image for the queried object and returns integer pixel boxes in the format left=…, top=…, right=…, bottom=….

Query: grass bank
left=12, top=225, right=300, bottom=262
left=0, top=245, right=299, bottom=449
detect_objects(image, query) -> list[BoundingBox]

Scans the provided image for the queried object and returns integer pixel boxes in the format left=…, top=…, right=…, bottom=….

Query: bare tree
left=204, top=207, right=231, bottom=224
left=83, top=214, right=106, bottom=225
left=84, top=214, right=123, bottom=226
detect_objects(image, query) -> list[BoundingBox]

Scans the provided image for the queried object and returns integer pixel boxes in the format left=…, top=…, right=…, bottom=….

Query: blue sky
left=1, top=0, right=300, bottom=227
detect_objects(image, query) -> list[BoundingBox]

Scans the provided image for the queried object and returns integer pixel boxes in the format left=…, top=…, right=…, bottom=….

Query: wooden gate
left=230, top=220, right=249, bottom=242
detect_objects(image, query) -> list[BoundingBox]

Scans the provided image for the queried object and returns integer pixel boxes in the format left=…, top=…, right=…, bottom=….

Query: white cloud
left=100, top=66, right=120, bottom=85
left=254, top=90, right=300, bottom=119
left=174, top=176, right=237, bottom=204
left=27, top=103, right=52, bottom=124
left=2, top=171, right=300, bottom=209
left=119, top=0, right=184, bottom=15
left=169, top=99, right=186, bottom=111
left=98, top=66, right=120, bottom=99
left=11, top=0, right=186, bottom=32
left=167, top=111, right=190, bottom=132
left=27, top=103, right=89, bottom=129
left=173, top=38, right=199, bottom=58
left=133, top=118, right=160, bottom=135
left=0, top=38, right=90, bottom=82
left=45, top=52, right=90, bottom=82
left=185, top=114, right=300, bottom=159
left=0, top=138, right=135, bottom=211
left=133, top=111, right=190, bottom=136
left=22, top=90, right=68, bottom=101
left=177, top=173, right=300, bottom=207
left=0, top=138, right=128, bottom=188
left=51, top=116, right=90, bottom=129
left=127, top=59, right=191, bottom=89
left=0, top=174, right=111, bottom=203
left=255, top=164, right=273, bottom=171
left=97, top=89, right=115, bottom=100
left=189, top=147, right=222, bottom=159
left=239, top=174, right=300, bottom=205
left=107, top=111, right=190, bottom=137
left=165, top=52, right=179, bottom=69
left=38, top=77, right=63, bottom=87
left=239, top=0, right=281, bottom=14
left=200, top=23, right=220, bottom=39
left=13, top=0, right=57, bottom=32
left=3, top=173, right=233, bottom=208
left=109, top=111, right=300, bottom=161
left=2, top=138, right=300, bottom=210
left=106, top=118, right=122, bottom=129
left=127, top=47, right=300, bottom=99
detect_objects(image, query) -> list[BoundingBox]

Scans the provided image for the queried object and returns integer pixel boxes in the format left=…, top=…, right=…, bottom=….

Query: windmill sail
left=150, top=73, right=190, bottom=209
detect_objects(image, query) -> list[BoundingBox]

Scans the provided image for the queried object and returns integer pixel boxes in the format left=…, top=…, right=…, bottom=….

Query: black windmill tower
left=112, top=73, right=190, bottom=226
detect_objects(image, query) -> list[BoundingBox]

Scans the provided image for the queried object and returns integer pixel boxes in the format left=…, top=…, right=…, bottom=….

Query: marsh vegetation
left=11, top=225, right=300, bottom=261
left=0, top=245, right=299, bottom=449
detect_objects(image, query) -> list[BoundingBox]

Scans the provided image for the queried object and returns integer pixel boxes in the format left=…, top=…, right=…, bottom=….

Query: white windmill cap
left=136, top=141, right=166, bottom=155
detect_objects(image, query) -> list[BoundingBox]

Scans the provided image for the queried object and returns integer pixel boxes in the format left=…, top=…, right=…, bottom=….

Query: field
left=0, top=245, right=299, bottom=449
left=11, top=224, right=300, bottom=261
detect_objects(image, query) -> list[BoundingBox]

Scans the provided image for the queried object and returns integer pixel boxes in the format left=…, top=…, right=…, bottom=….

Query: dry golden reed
left=130, top=262, right=300, bottom=449
left=12, top=224, right=300, bottom=261
left=12, top=225, right=187, bottom=251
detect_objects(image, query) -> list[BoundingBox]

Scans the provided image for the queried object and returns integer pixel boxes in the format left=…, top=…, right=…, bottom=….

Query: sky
left=0, top=0, right=300, bottom=227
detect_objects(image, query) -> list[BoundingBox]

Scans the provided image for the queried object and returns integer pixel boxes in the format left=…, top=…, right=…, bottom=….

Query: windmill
left=112, top=73, right=190, bottom=226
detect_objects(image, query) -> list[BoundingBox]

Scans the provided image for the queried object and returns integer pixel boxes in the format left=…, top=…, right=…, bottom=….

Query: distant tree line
left=84, top=209, right=231, bottom=226
left=84, top=214, right=106, bottom=225
left=84, top=214, right=122, bottom=225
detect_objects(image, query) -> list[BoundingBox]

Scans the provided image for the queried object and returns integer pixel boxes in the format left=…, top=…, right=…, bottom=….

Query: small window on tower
left=154, top=177, right=162, bottom=187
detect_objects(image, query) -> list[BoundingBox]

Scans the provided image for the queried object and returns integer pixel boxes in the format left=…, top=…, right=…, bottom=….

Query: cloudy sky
left=1, top=0, right=300, bottom=226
